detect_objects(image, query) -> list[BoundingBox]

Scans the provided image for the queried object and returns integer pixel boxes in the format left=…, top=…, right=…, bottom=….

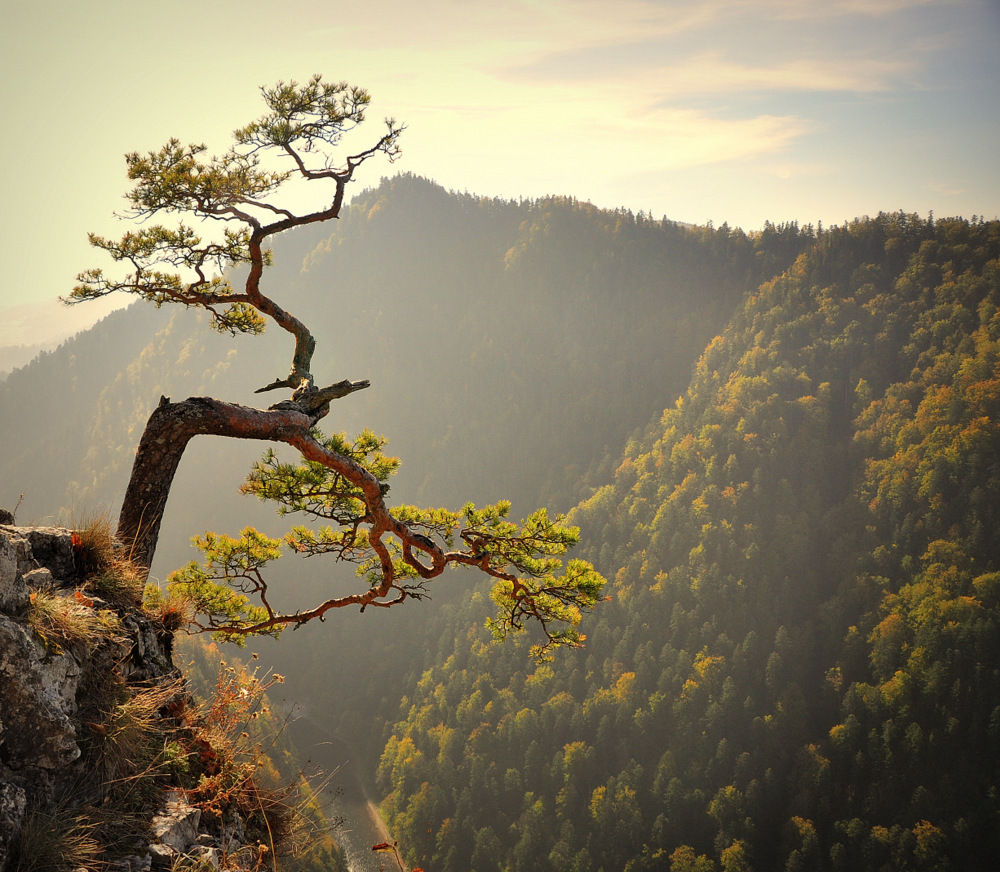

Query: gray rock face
left=0, top=527, right=89, bottom=782
left=0, top=535, right=27, bottom=617
left=0, top=524, right=181, bottom=872
left=0, top=784, right=25, bottom=872
left=18, top=527, right=78, bottom=581
left=151, top=791, right=202, bottom=852
left=0, top=525, right=81, bottom=617
left=0, top=615, right=82, bottom=771
left=0, top=524, right=254, bottom=872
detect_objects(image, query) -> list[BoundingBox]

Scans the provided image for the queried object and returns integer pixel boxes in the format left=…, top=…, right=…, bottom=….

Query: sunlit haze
left=2, top=0, right=998, bottom=339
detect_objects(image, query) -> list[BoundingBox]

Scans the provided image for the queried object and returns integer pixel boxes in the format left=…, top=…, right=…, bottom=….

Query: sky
left=1, top=0, right=998, bottom=346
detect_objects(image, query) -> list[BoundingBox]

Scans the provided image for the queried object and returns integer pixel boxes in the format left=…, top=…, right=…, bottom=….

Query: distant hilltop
left=0, top=297, right=127, bottom=380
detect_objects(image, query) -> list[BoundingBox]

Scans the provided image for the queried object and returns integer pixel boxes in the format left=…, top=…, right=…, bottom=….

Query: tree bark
left=117, top=383, right=368, bottom=571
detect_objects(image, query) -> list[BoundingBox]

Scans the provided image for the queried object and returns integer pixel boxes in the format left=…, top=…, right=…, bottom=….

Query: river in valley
left=290, top=714, right=404, bottom=872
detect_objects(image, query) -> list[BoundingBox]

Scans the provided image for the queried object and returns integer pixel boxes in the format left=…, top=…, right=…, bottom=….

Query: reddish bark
left=117, top=382, right=369, bottom=571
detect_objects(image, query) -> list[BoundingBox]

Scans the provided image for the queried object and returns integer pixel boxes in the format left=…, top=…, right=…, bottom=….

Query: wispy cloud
left=605, top=108, right=817, bottom=168
left=648, top=55, right=915, bottom=96
left=928, top=181, right=968, bottom=197
left=502, top=47, right=914, bottom=95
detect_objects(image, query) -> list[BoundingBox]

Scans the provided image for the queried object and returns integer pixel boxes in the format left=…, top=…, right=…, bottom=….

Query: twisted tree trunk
left=117, top=380, right=369, bottom=571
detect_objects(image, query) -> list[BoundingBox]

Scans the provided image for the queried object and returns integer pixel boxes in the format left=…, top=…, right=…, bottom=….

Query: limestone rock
left=0, top=615, right=81, bottom=771
left=0, top=525, right=79, bottom=589
left=119, top=611, right=173, bottom=683
left=147, top=842, right=176, bottom=870
left=20, top=567, right=54, bottom=590
left=150, top=791, right=201, bottom=853
left=0, top=783, right=26, bottom=872
left=19, top=527, right=78, bottom=581
left=0, top=524, right=194, bottom=872
left=186, top=844, right=221, bottom=868
left=0, top=534, right=27, bottom=617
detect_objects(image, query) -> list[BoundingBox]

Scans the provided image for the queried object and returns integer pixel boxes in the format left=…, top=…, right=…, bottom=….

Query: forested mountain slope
left=0, top=172, right=809, bottom=794
left=7, top=178, right=995, bottom=872
left=375, top=213, right=1000, bottom=871
left=0, top=180, right=808, bottom=751
left=0, top=174, right=803, bottom=543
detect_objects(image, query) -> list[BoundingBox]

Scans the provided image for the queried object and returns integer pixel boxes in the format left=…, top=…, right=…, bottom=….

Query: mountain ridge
left=3, top=175, right=997, bottom=870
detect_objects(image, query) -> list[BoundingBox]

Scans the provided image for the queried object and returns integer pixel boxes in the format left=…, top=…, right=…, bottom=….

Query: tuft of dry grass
left=70, top=512, right=117, bottom=574
left=9, top=804, right=101, bottom=872
left=72, top=514, right=146, bottom=608
left=87, top=559, right=146, bottom=609
left=28, top=589, right=122, bottom=652
left=92, top=677, right=186, bottom=787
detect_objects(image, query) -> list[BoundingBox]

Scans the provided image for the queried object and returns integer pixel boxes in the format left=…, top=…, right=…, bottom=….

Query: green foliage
left=166, top=528, right=282, bottom=645
left=371, top=213, right=1000, bottom=871
left=242, top=429, right=400, bottom=523
left=234, top=74, right=401, bottom=157
left=179, top=424, right=605, bottom=658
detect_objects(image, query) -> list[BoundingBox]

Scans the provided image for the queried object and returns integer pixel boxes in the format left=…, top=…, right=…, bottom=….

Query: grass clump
left=72, top=514, right=145, bottom=608
left=9, top=804, right=101, bottom=872
left=92, top=678, right=186, bottom=787
left=27, top=589, right=122, bottom=652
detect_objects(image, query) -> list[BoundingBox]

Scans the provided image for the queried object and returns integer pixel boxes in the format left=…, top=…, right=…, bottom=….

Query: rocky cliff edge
left=0, top=521, right=271, bottom=871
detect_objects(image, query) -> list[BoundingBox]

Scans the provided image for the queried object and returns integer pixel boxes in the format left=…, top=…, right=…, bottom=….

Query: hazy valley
left=2, top=174, right=999, bottom=871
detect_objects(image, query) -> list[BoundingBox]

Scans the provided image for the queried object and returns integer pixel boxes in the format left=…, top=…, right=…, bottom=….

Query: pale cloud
left=767, top=0, right=952, bottom=18
left=406, top=87, right=815, bottom=190
left=928, top=181, right=968, bottom=197
left=606, top=108, right=816, bottom=169
left=641, top=54, right=915, bottom=96
left=660, top=0, right=952, bottom=23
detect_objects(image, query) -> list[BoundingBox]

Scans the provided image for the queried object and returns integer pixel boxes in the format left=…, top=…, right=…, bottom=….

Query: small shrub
left=144, top=582, right=194, bottom=633
left=178, top=654, right=345, bottom=863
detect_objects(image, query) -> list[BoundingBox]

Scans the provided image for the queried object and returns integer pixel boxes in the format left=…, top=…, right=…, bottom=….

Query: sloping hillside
left=11, top=176, right=964, bottom=871
left=375, top=213, right=1000, bottom=871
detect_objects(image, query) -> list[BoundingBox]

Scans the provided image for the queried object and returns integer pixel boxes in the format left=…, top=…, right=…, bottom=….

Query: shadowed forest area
left=2, top=174, right=999, bottom=871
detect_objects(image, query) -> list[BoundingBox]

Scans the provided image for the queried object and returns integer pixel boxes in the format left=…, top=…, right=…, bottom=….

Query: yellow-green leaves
left=241, top=430, right=399, bottom=522
left=187, top=426, right=606, bottom=654
left=124, top=139, right=288, bottom=217
left=234, top=75, right=386, bottom=156
left=487, top=557, right=606, bottom=662
left=166, top=528, right=284, bottom=645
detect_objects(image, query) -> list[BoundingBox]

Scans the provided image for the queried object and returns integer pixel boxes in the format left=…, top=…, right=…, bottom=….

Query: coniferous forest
left=2, top=174, right=999, bottom=871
